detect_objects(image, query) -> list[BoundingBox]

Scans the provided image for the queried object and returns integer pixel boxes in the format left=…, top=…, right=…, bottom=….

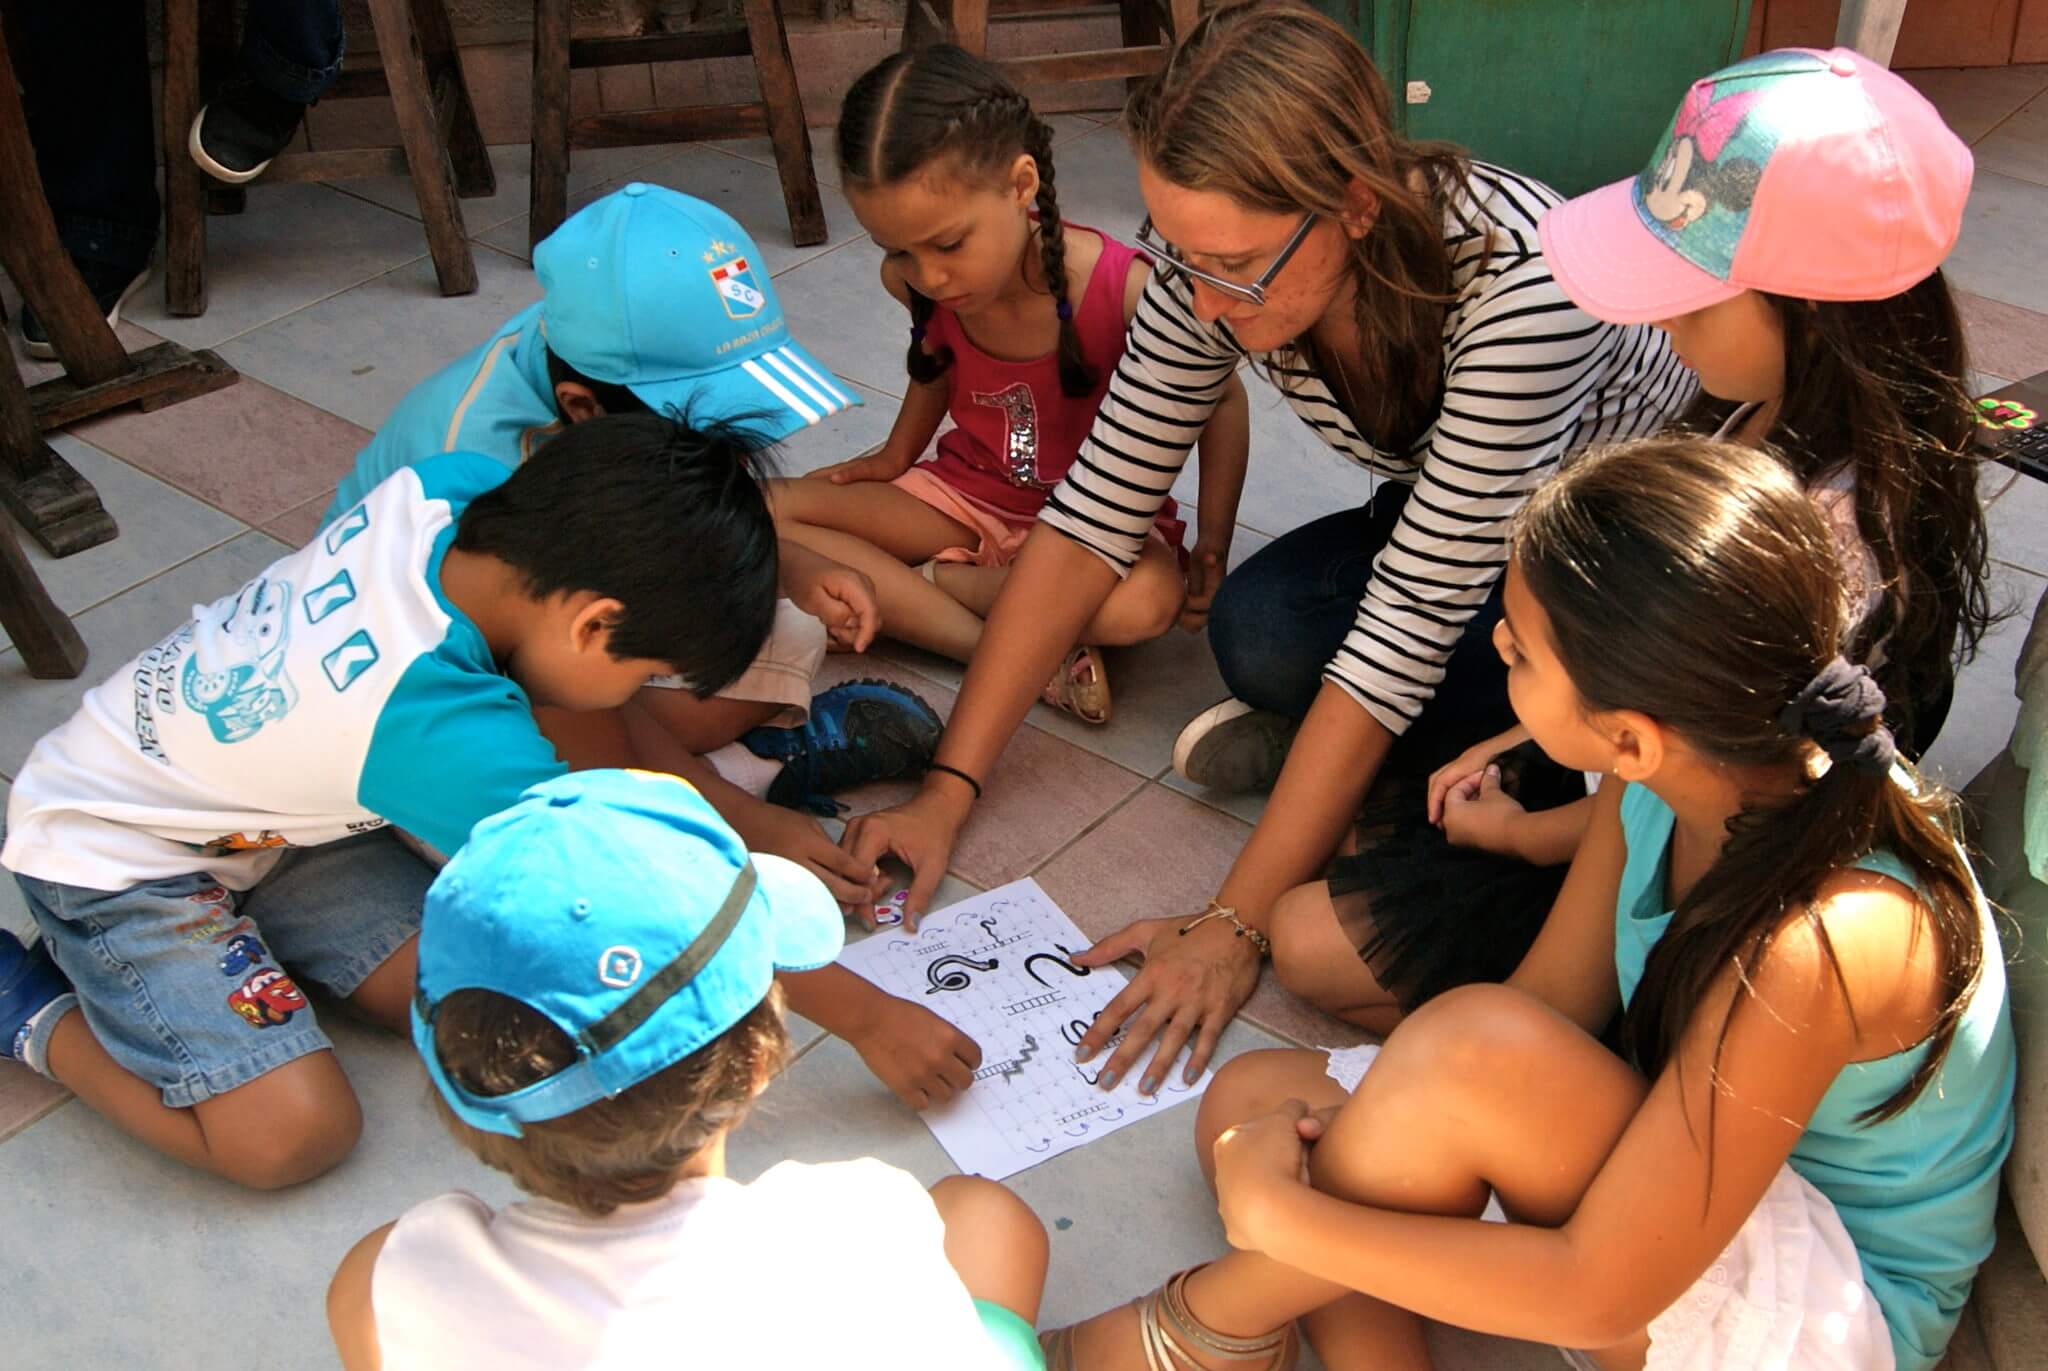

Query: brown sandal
left=1043, top=644, right=1112, bottom=725
left=1038, top=1267, right=1298, bottom=1371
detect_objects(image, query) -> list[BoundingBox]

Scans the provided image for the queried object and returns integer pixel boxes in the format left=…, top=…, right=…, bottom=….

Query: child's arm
left=327, top=1223, right=395, bottom=1371
left=777, top=537, right=880, bottom=652
left=1182, top=369, right=1250, bottom=632
left=1441, top=776, right=1592, bottom=866
left=804, top=259, right=953, bottom=486
left=780, top=964, right=984, bottom=1111
left=1503, top=779, right=1626, bottom=1033
left=1428, top=724, right=1533, bottom=823
left=1228, top=871, right=1930, bottom=1348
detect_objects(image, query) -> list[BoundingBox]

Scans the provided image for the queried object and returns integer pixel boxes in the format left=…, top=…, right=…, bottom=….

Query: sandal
left=1043, top=645, right=1113, bottom=725
left=1038, top=1267, right=1298, bottom=1371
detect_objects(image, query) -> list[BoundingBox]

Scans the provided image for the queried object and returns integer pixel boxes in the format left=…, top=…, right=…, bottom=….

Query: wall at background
left=1746, top=0, right=2048, bottom=65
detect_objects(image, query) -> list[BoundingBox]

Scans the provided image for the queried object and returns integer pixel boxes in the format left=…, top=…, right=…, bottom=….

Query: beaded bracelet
left=1177, top=900, right=1271, bottom=958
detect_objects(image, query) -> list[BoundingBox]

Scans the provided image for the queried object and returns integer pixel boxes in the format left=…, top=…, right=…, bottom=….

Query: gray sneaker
left=1172, top=697, right=1298, bottom=793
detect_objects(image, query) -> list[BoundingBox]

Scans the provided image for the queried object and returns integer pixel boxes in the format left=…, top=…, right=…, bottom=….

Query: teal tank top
left=1613, top=782, right=2015, bottom=1371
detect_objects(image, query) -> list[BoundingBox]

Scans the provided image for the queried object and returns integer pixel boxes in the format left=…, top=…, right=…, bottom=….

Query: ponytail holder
left=909, top=322, right=926, bottom=343
left=1055, top=300, right=1073, bottom=322
left=1777, top=656, right=1897, bottom=776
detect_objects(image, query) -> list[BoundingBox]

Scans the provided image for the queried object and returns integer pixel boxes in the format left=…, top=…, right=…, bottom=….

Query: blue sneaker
left=0, top=929, right=70, bottom=1063
left=743, top=678, right=943, bottom=815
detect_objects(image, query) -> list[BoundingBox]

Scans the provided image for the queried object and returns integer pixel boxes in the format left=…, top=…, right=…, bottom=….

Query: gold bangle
left=1177, top=900, right=1271, bottom=959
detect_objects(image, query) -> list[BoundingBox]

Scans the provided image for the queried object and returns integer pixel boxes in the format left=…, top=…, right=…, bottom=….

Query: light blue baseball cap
left=411, top=769, right=844, bottom=1137
left=533, top=184, right=861, bottom=440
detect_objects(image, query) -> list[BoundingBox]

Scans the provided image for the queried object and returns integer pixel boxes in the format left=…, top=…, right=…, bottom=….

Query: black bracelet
left=926, top=762, right=983, bottom=801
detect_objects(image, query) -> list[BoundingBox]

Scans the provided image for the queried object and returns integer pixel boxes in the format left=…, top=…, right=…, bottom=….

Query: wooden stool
left=0, top=11, right=237, bottom=682
left=162, top=0, right=497, bottom=317
left=903, top=0, right=1200, bottom=90
left=528, top=0, right=825, bottom=250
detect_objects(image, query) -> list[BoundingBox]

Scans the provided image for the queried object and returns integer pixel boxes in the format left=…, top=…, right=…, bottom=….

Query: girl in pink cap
left=1258, top=47, right=2002, bottom=1041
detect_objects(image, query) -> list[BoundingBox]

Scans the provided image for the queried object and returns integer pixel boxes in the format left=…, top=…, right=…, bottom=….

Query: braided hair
left=837, top=46, right=1097, bottom=398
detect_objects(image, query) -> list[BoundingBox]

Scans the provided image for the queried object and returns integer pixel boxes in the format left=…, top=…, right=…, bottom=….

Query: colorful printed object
left=1978, top=397, right=2038, bottom=431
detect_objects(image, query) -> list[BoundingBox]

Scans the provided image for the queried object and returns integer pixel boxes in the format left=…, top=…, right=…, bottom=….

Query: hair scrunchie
left=1055, top=300, right=1073, bottom=322
left=1777, top=656, right=1897, bottom=776
left=909, top=322, right=926, bottom=343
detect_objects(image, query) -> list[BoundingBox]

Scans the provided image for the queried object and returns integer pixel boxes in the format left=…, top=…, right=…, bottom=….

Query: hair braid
left=1024, top=114, right=1096, bottom=397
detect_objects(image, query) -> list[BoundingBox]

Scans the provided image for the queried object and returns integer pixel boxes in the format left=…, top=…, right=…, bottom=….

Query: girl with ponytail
left=1038, top=436, right=2012, bottom=1371
left=768, top=45, right=1249, bottom=725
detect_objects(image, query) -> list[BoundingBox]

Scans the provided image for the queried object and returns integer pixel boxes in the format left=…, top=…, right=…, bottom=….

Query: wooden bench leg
left=949, top=0, right=990, bottom=55
left=0, top=314, right=117, bottom=560
left=0, top=513, right=87, bottom=679
left=744, top=0, right=826, bottom=248
left=529, top=0, right=572, bottom=250
left=365, top=0, right=477, bottom=296
left=410, top=0, right=497, bottom=198
left=902, top=0, right=946, bottom=51
left=163, top=0, right=210, bottom=317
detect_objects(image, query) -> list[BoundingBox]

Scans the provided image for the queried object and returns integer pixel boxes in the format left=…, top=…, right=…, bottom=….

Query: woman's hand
left=839, top=780, right=973, bottom=929
left=1213, top=1099, right=1314, bottom=1252
left=1179, top=537, right=1231, bottom=633
left=805, top=444, right=915, bottom=486
left=1070, top=913, right=1262, bottom=1095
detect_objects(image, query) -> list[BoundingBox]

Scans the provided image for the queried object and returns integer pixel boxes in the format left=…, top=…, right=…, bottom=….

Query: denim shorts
left=12, top=828, right=431, bottom=1108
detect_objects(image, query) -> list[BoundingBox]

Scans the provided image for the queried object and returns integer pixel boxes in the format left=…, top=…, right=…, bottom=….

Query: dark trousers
left=16, top=0, right=343, bottom=273
left=1207, top=483, right=1518, bottom=776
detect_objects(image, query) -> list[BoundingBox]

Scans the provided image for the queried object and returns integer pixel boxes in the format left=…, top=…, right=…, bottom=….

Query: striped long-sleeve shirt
left=1040, top=163, right=1697, bottom=736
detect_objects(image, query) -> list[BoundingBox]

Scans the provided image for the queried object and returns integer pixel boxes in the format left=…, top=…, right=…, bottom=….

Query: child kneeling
left=328, top=770, right=1050, bottom=1370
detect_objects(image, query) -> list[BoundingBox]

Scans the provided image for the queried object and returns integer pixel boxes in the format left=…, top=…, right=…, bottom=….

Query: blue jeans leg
left=241, top=0, right=346, bottom=104
left=1206, top=484, right=1516, bottom=775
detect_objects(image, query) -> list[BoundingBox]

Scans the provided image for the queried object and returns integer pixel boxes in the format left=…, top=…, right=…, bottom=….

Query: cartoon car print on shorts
left=217, top=933, right=270, bottom=978
left=227, top=968, right=307, bottom=1028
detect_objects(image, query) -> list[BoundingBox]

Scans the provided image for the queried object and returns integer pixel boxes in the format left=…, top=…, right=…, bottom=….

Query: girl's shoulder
left=1757, top=862, right=1951, bottom=1060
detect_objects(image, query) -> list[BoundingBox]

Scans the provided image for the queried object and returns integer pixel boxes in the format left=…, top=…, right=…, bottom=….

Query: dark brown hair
left=430, top=986, right=789, bottom=1216
left=1722, top=273, right=1995, bottom=752
left=1514, top=437, right=1983, bottom=1129
left=1124, top=0, right=1478, bottom=451
left=837, top=45, right=1096, bottom=398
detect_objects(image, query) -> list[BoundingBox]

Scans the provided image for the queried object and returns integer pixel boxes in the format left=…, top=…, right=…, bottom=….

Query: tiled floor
left=3, top=65, right=2047, bottom=1370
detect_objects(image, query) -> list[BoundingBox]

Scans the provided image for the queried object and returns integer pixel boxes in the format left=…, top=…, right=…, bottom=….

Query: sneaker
left=188, top=75, right=307, bottom=184
left=743, top=679, right=944, bottom=815
left=1172, top=697, right=1299, bottom=793
left=0, top=929, right=70, bottom=1063
left=20, top=257, right=152, bottom=361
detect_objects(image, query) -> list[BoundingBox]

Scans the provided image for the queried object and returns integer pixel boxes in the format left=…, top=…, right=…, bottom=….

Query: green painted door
left=1314, top=1, right=1754, bottom=195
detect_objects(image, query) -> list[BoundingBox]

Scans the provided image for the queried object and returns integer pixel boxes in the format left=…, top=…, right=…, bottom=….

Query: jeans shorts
left=12, top=828, right=431, bottom=1108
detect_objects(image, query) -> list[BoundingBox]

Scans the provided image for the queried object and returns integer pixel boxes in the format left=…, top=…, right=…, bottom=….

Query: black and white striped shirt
left=1040, top=163, right=1696, bottom=735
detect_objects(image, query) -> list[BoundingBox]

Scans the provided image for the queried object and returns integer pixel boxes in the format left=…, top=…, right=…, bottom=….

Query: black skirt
left=1326, top=741, right=1587, bottom=1013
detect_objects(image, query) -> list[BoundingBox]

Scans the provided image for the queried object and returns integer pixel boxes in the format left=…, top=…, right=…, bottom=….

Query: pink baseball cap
left=1538, top=48, right=1972, bottom=325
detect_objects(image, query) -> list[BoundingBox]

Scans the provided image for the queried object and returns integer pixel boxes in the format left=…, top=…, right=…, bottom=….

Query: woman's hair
left=837, top=45, right=1096, bottom=398
left=430, top=986, right=790, bottom=1216
left=1513, top=436, right=1984, bottom=1129
left=1124, top=0, right=1476, bottom=451
left=1702, top=273, right=1993, bottom=752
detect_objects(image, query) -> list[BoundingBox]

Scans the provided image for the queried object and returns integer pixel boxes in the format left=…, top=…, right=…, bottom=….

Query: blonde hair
left=1126, top=0, right=1479, bottom=449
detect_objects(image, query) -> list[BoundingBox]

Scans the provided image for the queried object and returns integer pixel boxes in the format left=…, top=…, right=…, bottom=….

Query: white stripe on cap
left=741, top=357, right=820, bottom=426
left=773, top=347, right=853, bottom=409
left=760, top=348, right=841, bottom=416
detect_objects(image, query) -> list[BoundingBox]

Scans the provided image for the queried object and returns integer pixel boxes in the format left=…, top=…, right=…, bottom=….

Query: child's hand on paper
left=851, top=994, right=983, bottom=1111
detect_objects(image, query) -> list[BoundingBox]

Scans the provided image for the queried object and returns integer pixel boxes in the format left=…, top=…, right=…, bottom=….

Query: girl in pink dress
left=768, top=45, right=1249, bottom=724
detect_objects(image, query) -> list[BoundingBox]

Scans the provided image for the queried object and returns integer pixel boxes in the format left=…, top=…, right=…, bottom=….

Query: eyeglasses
left=1136, top=212, right=1317, bottom=307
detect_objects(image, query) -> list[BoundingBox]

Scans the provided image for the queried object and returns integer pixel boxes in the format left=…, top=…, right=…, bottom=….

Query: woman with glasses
left=842, top=1, right=1691, bottom=1089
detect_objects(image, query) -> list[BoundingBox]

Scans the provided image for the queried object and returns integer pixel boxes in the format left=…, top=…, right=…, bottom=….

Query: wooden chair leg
left=0, top=307, right=117, bottom=561
left=529, top=0, right=572, bottom=250
left=949, top=0, right=990, bottom=55
left=901, top=0, right=946, bottom=51
left=162, top=0, right=210, bottom=317
left=743, top=0, right=826, bottom=248
left=0, top=19, right=128, bottom=386
left=1166, top=0, right=1199, bottom=42
left=0, top=513, right=87, bottom=679
left=409, top=0, right=497, bottom=198
left=199, top=0, right=246, bottom=219
left=364, top=0, right=477, bottom=296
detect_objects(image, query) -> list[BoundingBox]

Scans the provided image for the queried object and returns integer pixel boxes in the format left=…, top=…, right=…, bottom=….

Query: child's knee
left=930, top=1174, right=1044, bottom=1253
left=1091, top=559, right=1183, bottom=644
left=1267, top=884, right=1335, bottom=1001
left=219, top=1105, right=361, bottom=1189
left=200, top=1061, right=364, bottom=1189
left=1194, top=1048, right=1328, bottom=1167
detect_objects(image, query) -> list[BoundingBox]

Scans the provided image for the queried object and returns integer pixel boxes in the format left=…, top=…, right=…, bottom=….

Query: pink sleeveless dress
left=891, top=224, right=1187, bottom=567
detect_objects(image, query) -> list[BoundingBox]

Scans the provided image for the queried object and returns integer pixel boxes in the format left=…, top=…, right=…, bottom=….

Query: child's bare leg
left=931, top=1175, right=1051, bottom=1324
left=342, top=933, right=418, bottom=1035
left=782, top=519, right=986, bottom=662
left=44, top=1009, right=361, bottom=1188
left=1267, top=881, right=1406, bottom=1034
left=769, top=477, right=977, bottom=561
left=634, top=690, right=781, bottom=753
left=938, top=535, right=1184, bottom=649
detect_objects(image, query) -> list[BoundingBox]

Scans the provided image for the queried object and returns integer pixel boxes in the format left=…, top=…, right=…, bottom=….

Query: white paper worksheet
left=838, top=878, right=1214, bottom=1179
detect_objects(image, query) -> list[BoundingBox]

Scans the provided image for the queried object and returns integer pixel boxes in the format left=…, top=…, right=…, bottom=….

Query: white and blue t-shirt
left=4, top=453, right=568, bottom=894
left=325, top=304, right=561, bottom=525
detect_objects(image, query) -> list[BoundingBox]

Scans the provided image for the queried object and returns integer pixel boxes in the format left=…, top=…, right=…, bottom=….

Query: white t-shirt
left=2, top=453, right=567, bottom=893
left=371, top=1160, right=1009, bottom=1371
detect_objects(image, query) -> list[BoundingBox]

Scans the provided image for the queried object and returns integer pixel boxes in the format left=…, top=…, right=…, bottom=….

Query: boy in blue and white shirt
left=329, top=183, right=938, bottom=910
left=0, top=415, right=779, bottom=1188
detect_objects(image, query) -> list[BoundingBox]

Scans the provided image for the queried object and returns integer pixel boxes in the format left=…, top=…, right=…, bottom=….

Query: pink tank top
left=917, top=225, right=1183, bottom=545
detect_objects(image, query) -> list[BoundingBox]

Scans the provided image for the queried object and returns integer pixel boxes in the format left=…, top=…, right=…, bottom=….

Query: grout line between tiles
left=1020, top=773, right=1153, bottom=884
left=0, top=1091, right=74, bottom=1148
left=184, top=248, right=435, bottom=353
left=768, top=230, right=873, bottom=280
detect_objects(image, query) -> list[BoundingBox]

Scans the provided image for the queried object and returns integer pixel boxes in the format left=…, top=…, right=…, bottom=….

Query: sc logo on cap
left=598, top=945, right=644, bottom=989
